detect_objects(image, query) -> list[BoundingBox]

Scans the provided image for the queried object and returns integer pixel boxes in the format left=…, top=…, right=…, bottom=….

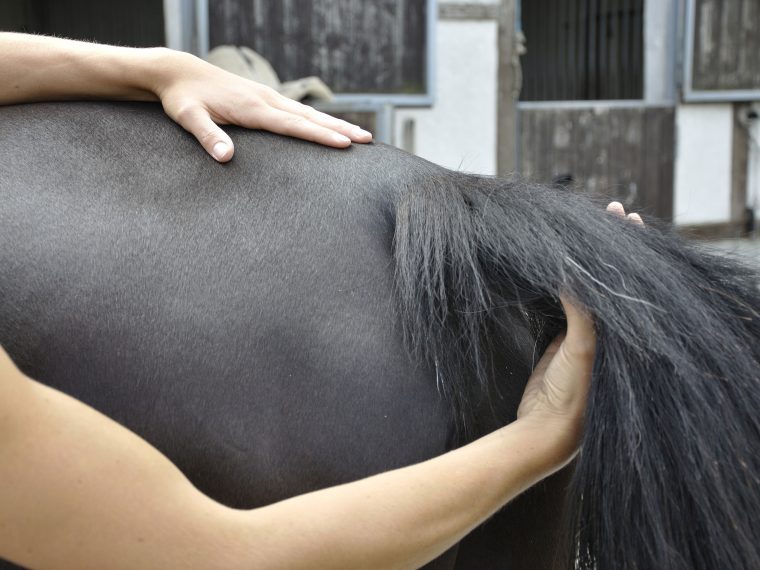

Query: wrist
left=507, top=417, right=583, bottom=475
left=138, top=47, right=199, bottom=100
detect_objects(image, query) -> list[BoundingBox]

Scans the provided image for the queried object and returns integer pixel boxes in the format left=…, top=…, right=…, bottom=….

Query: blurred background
left=2, top=0, right=758, bottom=262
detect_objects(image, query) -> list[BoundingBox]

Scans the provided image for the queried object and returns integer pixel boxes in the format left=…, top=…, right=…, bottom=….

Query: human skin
left=0, top=32, right=372, bottom=162
left=0, top=33, right=638, bottom=569
left=0, top=294, right=596, bottom=569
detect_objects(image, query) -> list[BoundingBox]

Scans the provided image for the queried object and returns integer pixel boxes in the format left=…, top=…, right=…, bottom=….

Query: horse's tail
left=392, top=170, right=760, bottom=569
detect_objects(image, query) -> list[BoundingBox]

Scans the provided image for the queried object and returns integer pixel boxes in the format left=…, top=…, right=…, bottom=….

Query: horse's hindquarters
left=0, top=102, right=452, bottom=511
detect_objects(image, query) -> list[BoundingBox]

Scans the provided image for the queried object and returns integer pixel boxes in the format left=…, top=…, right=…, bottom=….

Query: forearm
left=0, top=32, right=170, bottom=104
left=246, top=421, right=570, bottom=570
left=0, top=371, right=247, bottom=569
left=0, top=350, right=571, bottom=570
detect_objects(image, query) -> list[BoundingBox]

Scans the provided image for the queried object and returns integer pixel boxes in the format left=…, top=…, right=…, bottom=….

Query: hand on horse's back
left=152, top=49, right=373, bottom=162
left=0, top=32, right=372, bottom=164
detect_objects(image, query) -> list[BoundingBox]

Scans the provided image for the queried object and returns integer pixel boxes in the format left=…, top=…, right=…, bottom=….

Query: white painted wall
left=673, top=103, right=733, bottom=225
left=393, top=19, right=499, bottom=175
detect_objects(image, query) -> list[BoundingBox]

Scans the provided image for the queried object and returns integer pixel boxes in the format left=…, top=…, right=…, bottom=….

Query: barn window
left=208, top=0, right=432, bottom=101
left=683, top=0, right=760, bottom=101
left=520, top=0, right=644, bottom=101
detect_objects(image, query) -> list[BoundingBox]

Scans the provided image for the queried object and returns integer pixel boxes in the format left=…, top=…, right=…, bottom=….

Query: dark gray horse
left=2, top=102, right=759, bottom=569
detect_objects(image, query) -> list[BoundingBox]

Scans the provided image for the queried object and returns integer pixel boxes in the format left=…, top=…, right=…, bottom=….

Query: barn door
left=516, top=0, right=675, bottom=220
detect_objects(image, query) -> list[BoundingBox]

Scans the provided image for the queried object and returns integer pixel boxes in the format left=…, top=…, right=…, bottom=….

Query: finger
left=627, top=212, right=644, bottom=226
left=530, top=333, right=566, bottom=377
left=558, top=295, right=596, bottom=359
left=606, top=201, right=625, bottom=217
left=270, top=97, right=373, bottom=143
left=174, top=106, right=235, bottom=162
left=254, top=107, right=354, bottom=148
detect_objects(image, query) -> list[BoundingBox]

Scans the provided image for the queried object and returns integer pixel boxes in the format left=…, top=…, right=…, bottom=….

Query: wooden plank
left=497, top=0, right=519, bottom=174
left=518, top=106, right=675, bottom=220
left=692, top=0, right=760, bottom=91
left=209, top=0, right=427, bottom=95
left=438, top=3, right=498, bottom=20
left=731, top=105, right=749, bottom=223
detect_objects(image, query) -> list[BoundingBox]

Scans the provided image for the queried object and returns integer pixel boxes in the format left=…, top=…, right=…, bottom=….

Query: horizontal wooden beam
left=438, top=3, right=499, bottom=21
left=677, top=221, right=749, bottom=240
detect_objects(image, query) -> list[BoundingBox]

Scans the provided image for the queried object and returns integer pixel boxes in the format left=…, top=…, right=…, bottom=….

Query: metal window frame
left=163, top=0, right=207, bottom=56
left=517, top=100, right=661, bottom=111
left=189, top=0, right=437, bottom=108
left=682, top=0, right=760, bottom=102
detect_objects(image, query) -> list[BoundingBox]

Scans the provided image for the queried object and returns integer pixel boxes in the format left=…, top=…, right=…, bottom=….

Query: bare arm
left=0, top=32, right=372, bottom=161
left=0, top=294, right=592, bottom=570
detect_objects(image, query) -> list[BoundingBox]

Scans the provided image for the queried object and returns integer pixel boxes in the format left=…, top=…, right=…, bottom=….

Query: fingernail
left=351, top=126, right=372, bottom=139
left=212, top=141, right=229, bottom=161
left=332, top=133, right=351, bottom=145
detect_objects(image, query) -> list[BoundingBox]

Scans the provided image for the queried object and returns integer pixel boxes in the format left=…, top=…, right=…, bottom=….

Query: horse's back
left=0, top=102, right=570, bottom=570
left=0, top=102, right=452, bottom=508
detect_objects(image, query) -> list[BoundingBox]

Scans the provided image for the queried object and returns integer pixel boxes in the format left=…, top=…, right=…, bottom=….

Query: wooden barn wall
left=0, top=0, right=165, bottom=47
left=520, top=107, right=675, bottom=220
left=209, top=0, right=428, bottom=94
left=692, top=0, right=760, bottom=91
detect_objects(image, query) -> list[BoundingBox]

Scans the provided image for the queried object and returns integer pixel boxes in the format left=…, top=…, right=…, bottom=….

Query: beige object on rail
left=206, top=45, right=334, bottom=102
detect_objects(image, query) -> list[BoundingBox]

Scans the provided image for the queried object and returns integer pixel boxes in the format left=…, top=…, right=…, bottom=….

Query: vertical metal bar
left=163, top=0, right=194, bottom=53
left=195, top=0, right=209, bottom=58
left=599, top=0, right=607, bottom=98
left=578, top=0, right=588, bottom=99
left=683, top=0, right=696, bottom=100
left=375, top=103, right=394, bottom=145
left=163, top=0, right=184, bottom=50
left=621, top=0, right=628, bottom=98
left=632, top=0, right=643, bottom=97
left=550, top=0, right=558, bottom=99
left=592, top=0, right=597, bottom=99
left=566, top=0, right=576, bottom=99
left=611, top=0, right=619, bottom=98
left=557, top=0, right=564, bottom=100
left=522, top=0, right=534, bottom=100
left=426, top=0, right=437, bottom=104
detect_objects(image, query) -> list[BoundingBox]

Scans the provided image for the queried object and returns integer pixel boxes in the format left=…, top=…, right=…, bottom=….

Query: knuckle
left=257, top=85, right=280, bottom=99
left=173, top=102, right=199, bottom=124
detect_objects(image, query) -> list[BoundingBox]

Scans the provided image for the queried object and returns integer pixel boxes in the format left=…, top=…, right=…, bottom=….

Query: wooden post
left=497, top=0, right=520, bottom=175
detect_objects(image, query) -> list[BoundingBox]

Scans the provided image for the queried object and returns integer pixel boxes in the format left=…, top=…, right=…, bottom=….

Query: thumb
left=559, top=295, right=596, bottom=359
left=173, top=106, right=235, bottom=163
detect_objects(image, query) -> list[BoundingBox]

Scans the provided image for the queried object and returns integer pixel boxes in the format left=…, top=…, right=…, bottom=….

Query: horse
left=1, top=101, right=759, bottom=569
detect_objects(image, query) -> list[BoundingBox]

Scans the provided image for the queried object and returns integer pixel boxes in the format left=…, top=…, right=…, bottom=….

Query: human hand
left=606, top=201, right=643, bottom=224
left=516, top=296, right=595, bottom=456
left=151, top=50, right=372, bottom=162
left=516, top=202, right=643, bottom=460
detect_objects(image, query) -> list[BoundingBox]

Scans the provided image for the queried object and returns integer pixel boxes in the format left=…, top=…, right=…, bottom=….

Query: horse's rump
left=2, top=102, right=759, bottom=569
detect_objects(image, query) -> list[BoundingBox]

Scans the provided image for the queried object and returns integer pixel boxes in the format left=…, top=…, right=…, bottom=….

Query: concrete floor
left=702, top=237, right=760, bottom=269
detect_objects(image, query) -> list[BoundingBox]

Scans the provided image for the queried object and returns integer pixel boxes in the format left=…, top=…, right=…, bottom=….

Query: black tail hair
left=393, top=171, right=760, bottom=569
